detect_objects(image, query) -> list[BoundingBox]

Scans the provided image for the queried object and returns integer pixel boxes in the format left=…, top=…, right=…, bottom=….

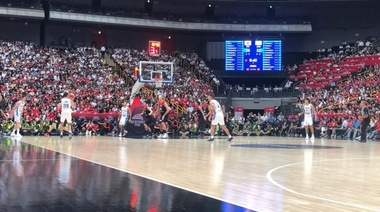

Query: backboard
left=138, top=61, right=174, bottom=83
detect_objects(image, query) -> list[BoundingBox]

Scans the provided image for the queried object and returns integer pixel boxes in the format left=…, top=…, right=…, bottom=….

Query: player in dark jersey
left=196, top=100, right=208, bottom=138
left=141, top=101, right=154, bottom=138
left=202, top=99, right=211, bottom=128
left=157, top=95, right=170, bottom=139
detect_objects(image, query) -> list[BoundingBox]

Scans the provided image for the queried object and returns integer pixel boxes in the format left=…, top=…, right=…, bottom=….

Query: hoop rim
left=153, top=77, right=163, bottom=82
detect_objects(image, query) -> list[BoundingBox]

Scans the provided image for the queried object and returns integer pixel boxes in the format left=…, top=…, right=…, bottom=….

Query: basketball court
left=5, top=135, right=378, bottom=211
left=3, top=60, right=378, bottom=211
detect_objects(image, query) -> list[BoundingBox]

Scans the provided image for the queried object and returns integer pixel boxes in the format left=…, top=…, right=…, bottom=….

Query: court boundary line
left=0, top=159, right=65, bottom=162
left=20, top=139, right=257, bottom=212
left=266, top=157, right=380, bottom=211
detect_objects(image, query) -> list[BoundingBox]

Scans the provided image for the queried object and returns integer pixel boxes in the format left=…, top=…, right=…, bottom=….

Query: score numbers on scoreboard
left=149, top=41, right=161, bottom=56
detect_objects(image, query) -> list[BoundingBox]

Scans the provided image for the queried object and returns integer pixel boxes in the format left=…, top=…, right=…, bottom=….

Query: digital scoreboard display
left=149, top=41, right=161, bottom=56
left=225, top=40, right=282, bottom=72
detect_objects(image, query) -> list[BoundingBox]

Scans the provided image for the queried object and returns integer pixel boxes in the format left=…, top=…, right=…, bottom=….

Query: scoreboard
left=225, top=40, right=282, bottom=72
left=149, top=41, right=161, bottom=56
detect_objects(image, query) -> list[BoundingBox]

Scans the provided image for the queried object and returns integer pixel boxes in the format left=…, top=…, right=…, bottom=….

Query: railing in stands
left=319, top=67, right=370, bottom=113
left=337, top=67, right=369, bottom=85
left=177, top=57, right=220, bottom=94
left=292, top=80, right=301, bottom=91
left=110, top=53, right=187, bottom=114
left=114, top=64, right=135, bottom=87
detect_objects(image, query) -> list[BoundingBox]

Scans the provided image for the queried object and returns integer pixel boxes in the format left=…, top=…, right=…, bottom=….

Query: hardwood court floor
left=21, top=135, right=380, bottom=212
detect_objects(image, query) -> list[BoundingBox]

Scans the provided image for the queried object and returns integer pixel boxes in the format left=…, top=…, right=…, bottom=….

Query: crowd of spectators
left=289, top=39, right=379, bottom=93
left=1, top=37, right=380, bottom=140
left=284, top=38, right=380, bottom=140
left=0, top=40, right=129, bottom=136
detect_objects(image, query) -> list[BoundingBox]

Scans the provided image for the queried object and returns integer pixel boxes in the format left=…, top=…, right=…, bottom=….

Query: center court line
left=21, top=139, right=258, bottom=212
left=266, top=157, right=380, bottom=211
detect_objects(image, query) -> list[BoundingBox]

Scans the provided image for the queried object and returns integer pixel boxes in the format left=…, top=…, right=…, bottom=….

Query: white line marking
left=266, top=157, right=380, bottom=211
left=0, top=159, right=62, bottom=162
left=21, top=140, right=257, bottom=212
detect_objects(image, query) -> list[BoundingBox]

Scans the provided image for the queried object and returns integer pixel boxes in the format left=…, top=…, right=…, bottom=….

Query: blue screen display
left=225, top=40, right=282, bottom=71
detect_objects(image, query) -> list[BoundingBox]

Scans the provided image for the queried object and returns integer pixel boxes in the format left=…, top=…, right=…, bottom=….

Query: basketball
left=68, top=93, right=75, bottom=99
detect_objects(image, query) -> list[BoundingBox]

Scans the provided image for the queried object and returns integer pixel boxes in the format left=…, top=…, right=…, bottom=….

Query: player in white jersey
left=10, top=93, right=27, bottom=137
left=57, top=93, right=75, bottom=139
left=299, top=98, right=317, bottom=139
left=119, top=101, right=131, bottom=137
left=207, top=94, right=233, bottom=142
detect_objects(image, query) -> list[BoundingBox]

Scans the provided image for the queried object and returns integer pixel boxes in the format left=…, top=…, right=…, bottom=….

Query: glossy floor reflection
left=0, top=137, right=253, bottom=212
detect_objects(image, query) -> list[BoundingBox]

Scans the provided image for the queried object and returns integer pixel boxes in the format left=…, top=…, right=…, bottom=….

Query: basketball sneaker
left=207, top=137, right=214, bottom=142
left=227, top=137, right=233, bottom=142
left=305, top=135, right=309, bottom=139
left=10, top=132, right=16, bottom=137
left=162, top=133, right=168, bottom=139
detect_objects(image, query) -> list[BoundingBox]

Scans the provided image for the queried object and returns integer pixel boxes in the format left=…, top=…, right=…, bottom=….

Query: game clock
left=149, top=41, right=161, bottom=56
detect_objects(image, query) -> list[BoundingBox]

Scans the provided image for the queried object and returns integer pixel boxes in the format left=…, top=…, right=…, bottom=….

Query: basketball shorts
left=212, top=113, right=225, bottom=126
left=145, top=116, right=154, bottom=126
left=304, top=116, right=313, bottom=126
left=60, top=111, right=72, bottom=123
left=119, top=117, right=128, bottom=126
left=14, top=111, right=21, bottom=122
left=160, top=114, right=168, bottom=123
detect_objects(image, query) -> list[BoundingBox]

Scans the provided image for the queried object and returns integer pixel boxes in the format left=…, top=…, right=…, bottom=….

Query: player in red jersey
left=157, top=95, right=170, bottom=139
left=195, top=100, right=208, bottom=138
left=141, top=101, right=154, bottom=138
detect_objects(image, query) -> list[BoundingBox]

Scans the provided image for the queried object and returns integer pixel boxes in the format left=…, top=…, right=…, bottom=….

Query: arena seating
left=0, top=40, right=128, bottom=122
left=0, top=38, right=378, bottom=140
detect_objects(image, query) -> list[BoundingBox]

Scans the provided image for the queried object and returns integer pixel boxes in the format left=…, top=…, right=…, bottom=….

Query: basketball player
left=57, top=93, right=75, bottom=139
left=157, top=95, right=170, bottom=139
left=119, top=101, right=131, bottom=137
left=141, top=101, right=154, bottom=137
left=10, top=93, right=27, bottom=137
left=207, top=94, right=233, bottom=142
left=299, top=98, right=317, bottom=139
left=196, top=100, right=208, bottom=137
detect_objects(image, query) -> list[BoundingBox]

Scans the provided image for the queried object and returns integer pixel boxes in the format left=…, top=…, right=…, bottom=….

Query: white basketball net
left=154, top=78, right=163, bottom=88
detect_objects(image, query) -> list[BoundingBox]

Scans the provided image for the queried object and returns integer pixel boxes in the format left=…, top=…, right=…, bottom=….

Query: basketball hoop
left=154, top=78, right=163, bottom=88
